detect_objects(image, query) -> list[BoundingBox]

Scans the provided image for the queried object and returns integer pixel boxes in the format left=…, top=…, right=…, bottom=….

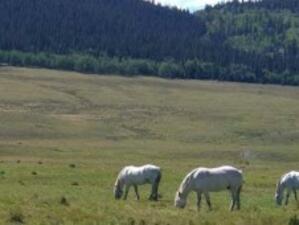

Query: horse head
left=275, top=181, right=283, bottom=206
left=114, top=180, right=124, bottom=200
left=275, top=193, right=283, bottom=206
left=174, top=191, right=187, bottom=208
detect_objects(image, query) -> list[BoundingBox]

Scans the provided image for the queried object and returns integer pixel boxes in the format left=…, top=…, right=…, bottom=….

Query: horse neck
left=116, top=175, right=125, bottom=190
left=276, top=180, right=285, bottom=196
left=179, top=174, right=194, bottom=198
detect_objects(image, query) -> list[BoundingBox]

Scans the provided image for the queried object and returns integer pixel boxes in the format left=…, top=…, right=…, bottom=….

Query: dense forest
left=0, top=0, right=205, bottom=60
left=1, top=0, right=299, bottom=85
left=196, top=0, right=299, bottom=85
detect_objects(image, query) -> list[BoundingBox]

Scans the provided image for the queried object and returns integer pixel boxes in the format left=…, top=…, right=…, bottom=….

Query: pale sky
left=152, top=0, right=225, bottom=11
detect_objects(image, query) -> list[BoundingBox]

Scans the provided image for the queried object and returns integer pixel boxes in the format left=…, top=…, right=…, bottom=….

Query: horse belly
left=126, top=167, right=158, bottom=185
left=205, top=183, right=228, bottom=192
left=291, top=179, right=299, bottom=189
left=197, top=176, right=229, bottom=192
left=135, top=178, right=148, bottom=185
left=126, top=175, right=145, bottom=185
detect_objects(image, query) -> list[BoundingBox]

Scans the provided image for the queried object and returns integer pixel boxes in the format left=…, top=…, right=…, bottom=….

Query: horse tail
left=151, top=169, right=161, bottom=200
left=241, top=172, right=245, bottom=184
left=155, top=169, right=162, bottom=184
left=237, top=184, right=242, bottom=195
left=231, top=170, right=244, bottom=194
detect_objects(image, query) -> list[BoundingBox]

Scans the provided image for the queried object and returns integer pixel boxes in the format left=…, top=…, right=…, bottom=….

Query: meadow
left=0, top=67, right=299, bottom=225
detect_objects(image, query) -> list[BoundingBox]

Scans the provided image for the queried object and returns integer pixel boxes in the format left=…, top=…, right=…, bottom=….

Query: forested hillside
left=195, top=0, right=299, bottom=85
left=0, top=0, right=205, bottom=60
left=1, top=0, right=299, bottom=85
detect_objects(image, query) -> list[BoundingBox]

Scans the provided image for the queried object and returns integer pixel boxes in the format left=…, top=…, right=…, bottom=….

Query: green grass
left=0, top=66, right=299, bottom=225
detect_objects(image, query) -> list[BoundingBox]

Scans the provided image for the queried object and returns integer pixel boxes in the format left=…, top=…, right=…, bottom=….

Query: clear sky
left=153, top=0, right=225, bottom=11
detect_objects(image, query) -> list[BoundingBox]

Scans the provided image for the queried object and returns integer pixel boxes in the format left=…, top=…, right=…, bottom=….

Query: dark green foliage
left=289, top=215, right=299, bottom=225
left=60, top=196, right=70, bottom=206
left=74, top=55, right=98, bottom=73
left=9, top=209, right=25, bottom=224
left=0, top=50, right=159, bottom=77
left=158, top=62, right=184, bottom=78
left=194, top=0, right=299, bottom=85
left=2, top=49, right=299, bottom=85
left=0, top=0, right=205, bottom=60
left=1, top=0, right=299, bottom=85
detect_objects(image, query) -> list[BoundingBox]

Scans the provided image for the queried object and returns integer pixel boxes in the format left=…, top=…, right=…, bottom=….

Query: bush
left=158, top=61, right=184, bottom=78
left=55, top=55, right=75, bottom=70
left=74, top=55, right=98, bottom=73
left=9, top=209, right=25, bottom=224
left=184, top=59, right=198, bottom=79
left=0, top=50, right=298, bottom=86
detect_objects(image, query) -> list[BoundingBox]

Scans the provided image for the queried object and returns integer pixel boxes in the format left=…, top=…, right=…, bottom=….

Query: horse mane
left=275, top=176, right=284, bottom=196
left=179, top=170, right=195, bottom=194
left=115, top=167, right=126, bottom=187
left=114, top=177, right=120, bottom=187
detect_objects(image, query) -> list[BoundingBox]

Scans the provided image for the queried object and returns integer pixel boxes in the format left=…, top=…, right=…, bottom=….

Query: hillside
left=195, top=0, right=299, bottom=84
left=0, top=0, right=299, bottom=85
left=0, top=0, right=205, bottom=60
left=0, top=67, right=299, bottom=224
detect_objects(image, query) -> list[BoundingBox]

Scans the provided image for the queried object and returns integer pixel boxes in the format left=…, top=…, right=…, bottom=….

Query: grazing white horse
left=175, top=165, right=243, bottom=211
left=114, top=164, right=161, bottom=200
left=275, top=171, right=299, bottom=206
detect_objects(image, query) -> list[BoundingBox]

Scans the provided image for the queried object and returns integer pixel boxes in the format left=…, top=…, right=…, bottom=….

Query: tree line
left=1, top=0, right=299, bottom=85
left=2, top=50, right=298, bottom=85
left=195, top=0, right=299, bottom=85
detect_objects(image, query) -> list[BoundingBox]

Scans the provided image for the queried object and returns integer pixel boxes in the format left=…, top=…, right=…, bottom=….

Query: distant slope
left=1, top=66, right=299, bottom=146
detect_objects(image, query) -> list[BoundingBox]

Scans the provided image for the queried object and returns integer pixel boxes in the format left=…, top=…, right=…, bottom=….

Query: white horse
left=114, top=164, right=161, bottom=200
left=175, top=165, right=243, bottom=211
left=275, top=171, right=299, bottom=206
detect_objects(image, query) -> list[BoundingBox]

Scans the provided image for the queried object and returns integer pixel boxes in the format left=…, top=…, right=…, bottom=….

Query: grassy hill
left=0, top=67, right=299, bottom=224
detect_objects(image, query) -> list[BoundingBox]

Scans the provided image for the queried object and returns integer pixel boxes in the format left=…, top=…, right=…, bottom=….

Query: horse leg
left=134, top=185, right=140, bottom=200
left=236, top=185, right=242, bottom=210
left=150, top=182, right=159, bottom=201
left=293, top=188, right=298, bottom=202
left=204, top=192, right=212, bottom=210
left=149, top=183, right=155, bottom=200
left=152, top=172, right=161, bottom=201
left=229, top=190, right=236, bottom=211
left=285, top=189, right=290, bottom=205
left=151, top=183, right=158, bottom=201
left=123, top=185, right=130, bottom=200
left=196, top=191, right=202, bottom=210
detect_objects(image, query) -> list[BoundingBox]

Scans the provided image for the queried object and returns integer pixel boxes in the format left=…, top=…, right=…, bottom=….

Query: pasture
left=0, top=67, right=299, bottom=225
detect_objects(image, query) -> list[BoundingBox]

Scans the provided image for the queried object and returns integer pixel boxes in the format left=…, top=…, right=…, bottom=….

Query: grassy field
left=0, top=67, right=299, bottom=225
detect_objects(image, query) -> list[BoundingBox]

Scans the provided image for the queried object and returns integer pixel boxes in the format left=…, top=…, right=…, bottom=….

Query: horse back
left=281, top=171, right=299, bottom=188
left=193, top=167, right=243, bottom=191
left=122, top=165, right=161, bottom=185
